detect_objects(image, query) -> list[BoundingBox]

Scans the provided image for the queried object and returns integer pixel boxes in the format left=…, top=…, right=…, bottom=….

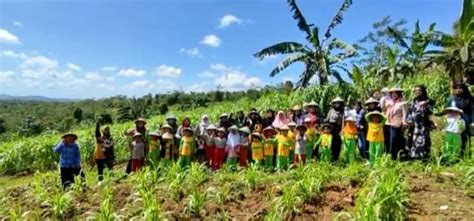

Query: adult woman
left=262, top=109, right=276, bottom=128
left=326, top=97, right=345, bottom=161
left=366, top=97, right=382, bottom=112
left=94, top=122, right=114, bottom=181
left=166, top=114, right=178, bottom=134
left=247, top=109, right=262, bottom=132
left=176, top=117, right=193, bottom=138
left=292, top=105, right=304, bottom=125
left=304, top=101, right=320, bottom=127
left=125, top=118, right=148, bottom=174
left=235, top=111, right=246, bottom=128
left=353, top=101, right=367, bottom=159
left=385, top=87, right=408, bottom=160
left=196, top=114, right=211, bottom=136
left=272, top=111, right=288, bottom=129
left=446, top=83, right=472, bottom=156
left=406, top=85, right=435, bottom=160
left=217, top=113, right=233, bottom=131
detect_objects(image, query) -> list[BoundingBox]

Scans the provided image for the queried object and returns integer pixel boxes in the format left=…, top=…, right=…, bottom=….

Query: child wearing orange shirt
left=365, top=111, right=386, bottom=166
left=341, top=116, right=358, bottom=163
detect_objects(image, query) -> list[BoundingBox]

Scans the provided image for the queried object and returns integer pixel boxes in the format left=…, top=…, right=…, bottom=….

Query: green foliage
left=73, top=108, right=83, bottom=123
left=18, top=116, right=42, bottom=137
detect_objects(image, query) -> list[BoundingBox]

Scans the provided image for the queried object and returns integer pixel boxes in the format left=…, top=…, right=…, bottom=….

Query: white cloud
left=85, top=72, right=102, bottom=81
left=66, top=63, right=81, bottom=72
left=219, top=14, right=242, bottom=28
left=101, top=66, right=117, bottom=71
left=210, top=63, right=228, bottom=71
left=214, top=69, right=261, bottom=91
left=0, top=29, right=20, bottom=44
left=20, top=55, right=59, bottom=79
left=185, top=82, right=212, bottom=92
left=198, top=71, right=216, bottom=78
left=106, top=76, right=115, bottom=82
left=154, top=65, right=182, bottom=77
left=200, top=34, right=221, bottom=47
left=0, top=71, right=15, bottom=84
left=127, top=80, right=151, bottom=89
left=117, top=68, right=145, bottom=77
left=156, top=79, right=177, bottom=91
left=179, top=48, right=200, bottom=57
left=2, top=50, right=25, bottom=59
left=13, top=21, right=24, bottom=27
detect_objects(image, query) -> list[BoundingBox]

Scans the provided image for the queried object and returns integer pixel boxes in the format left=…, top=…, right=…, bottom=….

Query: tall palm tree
left=117, top=97, right=150, bottom=122
left=254, top=0, right=356, bottom=88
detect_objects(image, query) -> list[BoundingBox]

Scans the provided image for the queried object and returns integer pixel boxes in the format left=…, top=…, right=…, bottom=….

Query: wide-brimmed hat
left=133, top=132, right=143, bottom=138
left=345, top=116, right=356, bottom=122
left=134, top=118, right=147, bottom=125
left=262, top=126, right=277, bottom=133
left=251, top=132, right=262, bottom=138
left=220, top=113, right=229, bottom=118
left=280, top=125, right=290, bottom=130
left=366, top=111, right=384, bottom=121
left=288, top=122, right=297, bottom=127
left=183, top=127, right=194, bottom=134
left=331, top=97, right=345, bottom=104
left=304, top=117, right=312, bottom=123
left=292, top=105, right=302, bottom=111
left=239, top=127, right=251, bottom=134
left=166, top=114, right=177, bottom=121
left=444, top=106, right=463, bottom=114
left=62, top=132, right=78, bottom=140
left=217, top=127, right=226, bottom=133
left=296, top=124, right=307, bottom=130
left=321, top=124, right=332, bottom=130
left=365, top=97, right=379, bottom=105
left=304, top=100, right=319, bottom=108
left=228, top=125, right=238, bottom=131
left=206, top=124, right=217, bottom=130
left=381, top=87, right=389, bottom=93
left=161, top=124, right=173, bottom=130
left=249, top=109, right=258, bottom=114
left=162, top=132, right=174, bottom=140
left=389, top=87, right=403, bottom=93
left=149, top=131, right=160, bottom=137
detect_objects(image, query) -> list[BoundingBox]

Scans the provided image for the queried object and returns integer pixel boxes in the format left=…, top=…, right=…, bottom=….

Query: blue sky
left=0, top=0, right=462, bottom=99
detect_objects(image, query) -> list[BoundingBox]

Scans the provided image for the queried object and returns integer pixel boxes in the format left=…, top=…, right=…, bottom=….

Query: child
left=294, top=124, right=307, bottom=165
left=316, top=124, right=333, bottom=163
left=130, top=132, right=146, bottom=172
left=365, top=111, right=386, bottom=166
left=304, top=118, right=317, bottom=160
left=442, top=105, right=465, bottom=163
left=213, top=128, right=227, bottom=170
left=262, top=126, right=277, bottom=170
left=287, top=121, right=297, bottom=163
left=250, top=133, right=264, bottom=167
left=94, top=123, right=114, bottom=182
left=239, top=127, right=251, bottom=167
left=53, top=133, right=83, bottom=190
left=341, top=116, right=358, bottom=163
left=205, top=124, right=217, bottom=167
left=160, top=125, right=175, bottom=163
left=226, top=126, right=240, bottom=169
left=178, top=128, right=196, bottom=168
left=276, top=125, right=292, bottom=170
left=148, top=131, right=161, bottom=169
left=197, top=135, right=207, bottom=164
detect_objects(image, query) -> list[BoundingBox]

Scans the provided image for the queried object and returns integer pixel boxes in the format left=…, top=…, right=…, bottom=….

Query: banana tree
left=428, top=0, right=473, bottom=83
left=254, top=0, right=356, bottom=88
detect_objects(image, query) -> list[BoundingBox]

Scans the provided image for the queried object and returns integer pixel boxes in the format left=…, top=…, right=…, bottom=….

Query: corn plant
left=95, top=174, right=118, bottom=221
left=51, top=191, right=74, bottom=220
left=187, top=162, right=210, bottom=187
left=241, top=163, right=264, bottom=190
left=268, top=184, right=303, bottom=219
left=135, top=187, right=163, bottom=221
left=185, top=190, right=208, bottom=217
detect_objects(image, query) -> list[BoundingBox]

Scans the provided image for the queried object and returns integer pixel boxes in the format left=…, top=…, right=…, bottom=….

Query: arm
left=457, top=118, right=466, bottom=132
left=74, top=144, right=81, bottom=167
left=95, top=122, right=101, bottom=139
left=53, top=141, right=64, bottom=153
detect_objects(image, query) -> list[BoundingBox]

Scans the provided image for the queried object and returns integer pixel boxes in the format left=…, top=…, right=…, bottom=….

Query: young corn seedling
left=137, top=187, right=164, bottom=221
left=187, top=162, right=209, bottom=187
left=52, top=190, right=74, bottom=220
left=241, top=163, right=263, bottom=190
left=268, top=184, right=303, bottom=219
left=96, top=178, right=118, bottom=221
left=185, top=190, right=208, bottom=217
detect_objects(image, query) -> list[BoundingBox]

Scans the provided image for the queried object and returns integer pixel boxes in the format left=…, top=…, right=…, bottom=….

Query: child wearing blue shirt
left=53, top=133, right=82, bottom=189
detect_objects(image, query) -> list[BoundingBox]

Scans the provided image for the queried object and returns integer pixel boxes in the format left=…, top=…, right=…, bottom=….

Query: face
left=447, top=110, right=460, bottom=117
left=372, top=115, right=381, bottom=123
left=267, top=111, right=274, bottom=118
left=151, top=136, right=158, bottom=141
left=103, top=127, right=110, bottom=135
left=238, top=112, right=244, bottom=118
left=454, top=86, right=464, bottom=95
left=230, top=130, right=237, bottom=135
left=281, top=130, right=288, bottom=136
left=163, top=128, right=172, bottom=133
left=137, top=122, right=145, bottom=128
left=289, top=126, right=296, bottom=131
left=207, top=129, right=215, bottom=135
left=323, top=127, right=330, bottom=133
left=184, top=119, right=190, bottom=126
left=354, top=104, right=361, bottom=111
left=390, top=92, right=399, bottom=99
left=414, top=87, right=423, bottom=97
left=220, top=116, right=228, bottom=122
left=203, top=117, right=208, bottom=123
left=167, top=119, right=176, bottom=124
left=134, top=136, right=142, bottom=142
left=333, top=102, right=341, bottom=108
left=373, top=91, right=381, bottom=99
left=218, top=131, right=225, bottom=138
left=297, top=128, right=305, bottom=134
left=308, top=106, right=316, bottom=113
left=64, top=135, right=75, bottom=144
left=368, top=103, right=376, bottom=109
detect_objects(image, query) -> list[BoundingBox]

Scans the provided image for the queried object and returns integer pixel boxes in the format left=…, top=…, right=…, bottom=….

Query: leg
left=60, top=168, right=72, bottom=190
left=96, top=159, right=105, bottom=181
left=331, top=133, right=342, bottom=161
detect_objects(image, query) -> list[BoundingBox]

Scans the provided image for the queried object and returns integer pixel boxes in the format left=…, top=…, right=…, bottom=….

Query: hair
left=182, top=117, right=191, bottom=126
left=453, top=82, right=473, bottom=99
left=414, top=84, right=429, bottom=101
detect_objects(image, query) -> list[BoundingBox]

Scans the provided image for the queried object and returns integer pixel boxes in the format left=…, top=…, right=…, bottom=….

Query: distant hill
left=0, top=94, right=77, bottom=102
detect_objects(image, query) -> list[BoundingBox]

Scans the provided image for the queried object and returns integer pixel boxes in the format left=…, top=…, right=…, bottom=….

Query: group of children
left=53, top=99, right=466, bottom=188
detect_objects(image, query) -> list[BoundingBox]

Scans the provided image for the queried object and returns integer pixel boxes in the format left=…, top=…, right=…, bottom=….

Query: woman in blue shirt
left=53, top=132, right=82, bottom=190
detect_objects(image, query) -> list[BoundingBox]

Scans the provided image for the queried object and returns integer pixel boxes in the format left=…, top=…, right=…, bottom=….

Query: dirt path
left=406, top=174, right=474, bottom=220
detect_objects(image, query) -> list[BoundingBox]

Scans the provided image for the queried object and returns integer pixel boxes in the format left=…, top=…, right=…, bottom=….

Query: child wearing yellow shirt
left=178, top=128, right=196, bottom=168
left=262, top=126, right=277, bottom=170
left=276, top=125, right=292, bottom=170
left=287, top=121, right=297, bottom=163
left=316, top=124, right=333, bottom=163
left=148, top=131, right=161, bottom=168
left=365, top=111, right=386, bottom=166
left=250, top=133, right=264, bottom=167
left=340, top=117, right=358, bottom=163
left=304, top=118, right=317, bottom=160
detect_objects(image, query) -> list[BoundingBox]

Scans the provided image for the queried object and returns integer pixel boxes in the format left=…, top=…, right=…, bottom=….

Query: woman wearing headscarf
left=272, top=111, right=288, bottom=129
left=326, top=97, right=345, bottom=161
left=196, top=114, right=211, bottom=136
left=385, top=87, right=408, bottom=160
left=176, top=117, right=193, bottom=139
left=406, top=85, right=435, bottom=160
left=446, top=82, right=472, bottom=156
